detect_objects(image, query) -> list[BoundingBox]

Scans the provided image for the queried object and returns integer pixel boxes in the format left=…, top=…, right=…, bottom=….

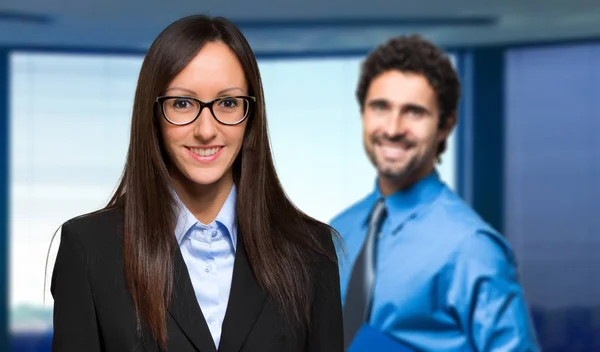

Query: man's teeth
left=191, top=147, right=220, bottom=157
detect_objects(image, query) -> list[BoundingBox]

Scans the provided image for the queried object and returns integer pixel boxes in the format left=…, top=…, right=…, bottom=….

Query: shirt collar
left=173, top=184, right=238, bottom=248
left=364, top=170, right=444, bottom=232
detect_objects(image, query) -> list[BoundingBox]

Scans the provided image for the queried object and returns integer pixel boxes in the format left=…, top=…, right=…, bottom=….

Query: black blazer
left=51, top=206, right=343, bottom=352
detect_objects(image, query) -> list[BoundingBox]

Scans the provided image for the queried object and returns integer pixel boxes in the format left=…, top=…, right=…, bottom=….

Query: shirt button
left=211, top=230, right=217, bottom=238
left=204, top=265, right=212, bottom=272
left=207, top=317, right=214, bottom=324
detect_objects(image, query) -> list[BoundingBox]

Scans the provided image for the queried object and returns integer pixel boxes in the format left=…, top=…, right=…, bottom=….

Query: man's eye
left=370, top=102, right=389, bottom=112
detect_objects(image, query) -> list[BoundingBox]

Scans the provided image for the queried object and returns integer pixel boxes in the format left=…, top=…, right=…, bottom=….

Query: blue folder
left=348, top=324, right=415, bottom=352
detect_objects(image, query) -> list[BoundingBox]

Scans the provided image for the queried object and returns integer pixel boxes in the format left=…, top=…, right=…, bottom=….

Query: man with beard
left=331, top=35, right=539, bottom=351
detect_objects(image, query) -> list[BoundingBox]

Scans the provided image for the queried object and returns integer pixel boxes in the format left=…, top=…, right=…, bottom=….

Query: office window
left=10, top=52, right=142, bottom=331
left=9, top=52, right=457, bottom=331
left=505, top=44, right=600, bottom=308
left=505, top=42, right=600, bottom=350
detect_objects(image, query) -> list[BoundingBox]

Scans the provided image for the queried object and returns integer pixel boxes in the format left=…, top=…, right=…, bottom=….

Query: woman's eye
left=219, top=98, right=239, bottom=109
left=173, top=99, right=192, bottom=109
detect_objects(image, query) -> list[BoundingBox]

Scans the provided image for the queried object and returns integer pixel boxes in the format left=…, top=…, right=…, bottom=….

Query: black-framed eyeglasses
left=156, top=95, right=256, bottom=126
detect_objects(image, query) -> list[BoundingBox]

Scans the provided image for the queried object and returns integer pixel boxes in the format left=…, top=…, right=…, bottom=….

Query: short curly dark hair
left=356, top=34, right=460, bottom=158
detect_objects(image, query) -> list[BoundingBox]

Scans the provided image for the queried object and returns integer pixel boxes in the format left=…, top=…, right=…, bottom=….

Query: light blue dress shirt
left=331, top=171, right=540, bottom=351
left=173, top=185, right=237, bottom=349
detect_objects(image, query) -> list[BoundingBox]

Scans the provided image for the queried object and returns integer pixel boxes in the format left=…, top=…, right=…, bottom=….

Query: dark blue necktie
left=343, top=199, right=387, bottom=349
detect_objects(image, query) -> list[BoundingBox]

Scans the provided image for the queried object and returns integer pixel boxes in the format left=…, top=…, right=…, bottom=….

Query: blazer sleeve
left=306, top=236, right=344, bottom=352
left=51, top=221, right=102, bottom=352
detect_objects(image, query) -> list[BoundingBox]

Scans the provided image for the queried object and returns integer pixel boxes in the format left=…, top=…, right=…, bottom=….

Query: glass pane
left=9, top=52, right=143, bottom=332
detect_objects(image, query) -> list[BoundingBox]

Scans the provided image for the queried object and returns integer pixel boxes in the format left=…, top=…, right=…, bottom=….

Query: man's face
left=362, top=70, right=453, bottom=188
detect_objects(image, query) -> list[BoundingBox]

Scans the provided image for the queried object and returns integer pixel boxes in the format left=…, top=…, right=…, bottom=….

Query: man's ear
left=438, top=113, right=457, bottom=141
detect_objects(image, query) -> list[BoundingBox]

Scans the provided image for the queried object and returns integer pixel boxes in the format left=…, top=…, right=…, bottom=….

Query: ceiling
left=1, top=0, right=600, bottom=55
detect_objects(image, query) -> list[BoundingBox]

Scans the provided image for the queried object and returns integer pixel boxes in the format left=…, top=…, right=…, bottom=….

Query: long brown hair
left=106, top=15, right=337, bottom=349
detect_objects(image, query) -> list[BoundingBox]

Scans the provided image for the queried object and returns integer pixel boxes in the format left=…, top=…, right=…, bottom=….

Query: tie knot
left=369, top=199, right=387, bottom=227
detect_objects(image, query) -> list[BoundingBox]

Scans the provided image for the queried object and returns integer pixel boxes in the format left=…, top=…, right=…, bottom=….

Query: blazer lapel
left=168, top=248, right=217, bottom=352
left=218, top=238, right=267, bottom=352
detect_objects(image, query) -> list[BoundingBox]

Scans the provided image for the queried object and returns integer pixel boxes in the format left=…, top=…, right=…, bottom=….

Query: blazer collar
left=168, top=233, right=267, bottom=352
left=168, top=247, right=217, bottom=352
left=218, top=236, right=267, bottom=352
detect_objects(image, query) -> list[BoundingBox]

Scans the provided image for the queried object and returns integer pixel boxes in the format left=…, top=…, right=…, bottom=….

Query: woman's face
left=159, top=41, right=249, bottom=189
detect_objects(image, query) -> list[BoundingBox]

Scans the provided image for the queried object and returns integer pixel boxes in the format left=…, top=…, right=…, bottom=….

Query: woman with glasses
left=50, top=15, right=343, bottom=352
